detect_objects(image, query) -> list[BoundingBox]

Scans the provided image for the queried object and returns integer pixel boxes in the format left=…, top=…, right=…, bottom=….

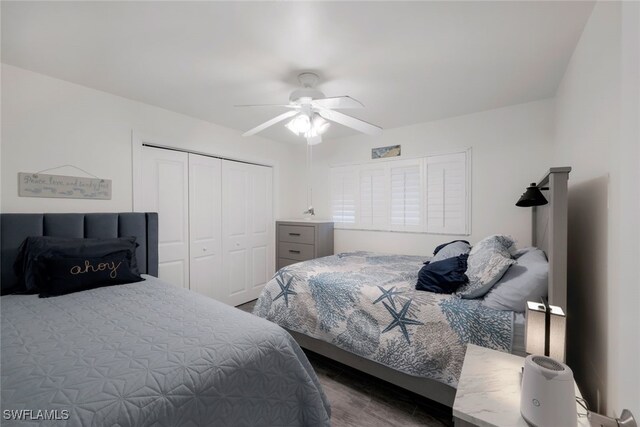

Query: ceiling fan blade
left=242, top=110, right=298, bottom=137
left=317, top=109, right=382, bottom=136
left=311, top=96, right=364, bottom=109
left=234, top=103, right=298, bottom=109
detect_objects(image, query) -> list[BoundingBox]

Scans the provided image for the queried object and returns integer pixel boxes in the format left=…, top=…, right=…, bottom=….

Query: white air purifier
left=521, top=355, right=577, bottom=427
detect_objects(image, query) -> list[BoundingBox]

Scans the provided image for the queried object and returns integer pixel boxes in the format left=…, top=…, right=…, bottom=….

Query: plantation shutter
left=390, top=161, right=422, bottom=231
left=359, top=166, right=388, bottom=228
left=425, top=152, right=469, bottom=234
left=329, top=166, right=357, bottom=225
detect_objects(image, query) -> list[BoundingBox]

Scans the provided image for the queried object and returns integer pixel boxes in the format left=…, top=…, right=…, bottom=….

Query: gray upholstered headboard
left=0, top=212, right=158, bottom=294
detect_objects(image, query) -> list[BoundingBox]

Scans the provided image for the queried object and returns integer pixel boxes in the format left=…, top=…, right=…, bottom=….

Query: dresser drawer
left=278, top=225, right=315, bottom=244
left=278, top=241, right=314, bottom=261
left=277, top=257, right=300, bottom=270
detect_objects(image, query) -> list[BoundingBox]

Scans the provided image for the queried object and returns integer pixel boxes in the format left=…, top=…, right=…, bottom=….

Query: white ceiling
left=2, top=1, right=594, bottom=143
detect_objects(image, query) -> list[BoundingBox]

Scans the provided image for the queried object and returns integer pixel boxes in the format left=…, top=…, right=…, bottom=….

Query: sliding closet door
left=188, top=154, right=222, bottom=299
left=140, top=146, right=189, bottom=288
left=222, top=160, right=274, bottom=306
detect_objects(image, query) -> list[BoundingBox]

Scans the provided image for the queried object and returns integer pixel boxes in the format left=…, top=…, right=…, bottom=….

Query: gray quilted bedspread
left=1, top=276, right=331, bottom=427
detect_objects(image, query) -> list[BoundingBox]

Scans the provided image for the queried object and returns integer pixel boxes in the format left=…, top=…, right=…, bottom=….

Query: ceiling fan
left=237, top=72, right=382, bottom=145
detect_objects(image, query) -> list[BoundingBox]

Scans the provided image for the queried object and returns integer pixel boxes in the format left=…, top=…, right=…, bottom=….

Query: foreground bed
left=1, top=276, right=330, bottom=426
left=0, top=213, right=330, bottom=426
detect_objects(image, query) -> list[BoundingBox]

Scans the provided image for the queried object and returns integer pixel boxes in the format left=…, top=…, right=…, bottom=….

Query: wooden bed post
left=532, top=167, right=571, bottom=312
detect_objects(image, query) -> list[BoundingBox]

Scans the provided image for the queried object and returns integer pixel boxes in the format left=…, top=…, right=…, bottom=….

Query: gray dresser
left=276, top=220, right=334, bottom=269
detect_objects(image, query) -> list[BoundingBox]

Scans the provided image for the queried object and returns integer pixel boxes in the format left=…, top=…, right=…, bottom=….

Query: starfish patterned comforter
left=1, top=275, right=331, bottom=427
left=254, top=252, right=515, bottom=387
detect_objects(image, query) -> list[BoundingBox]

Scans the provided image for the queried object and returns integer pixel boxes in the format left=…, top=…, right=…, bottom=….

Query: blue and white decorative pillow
left=430, top=240, right=471, bottom=263
left=457, top=235, right=516, bottom=299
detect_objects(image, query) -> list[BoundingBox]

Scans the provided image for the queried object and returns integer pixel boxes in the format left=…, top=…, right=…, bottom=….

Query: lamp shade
left=525, top=301, right=566, bottom=362
left=516, top=183, right=548, bottom=207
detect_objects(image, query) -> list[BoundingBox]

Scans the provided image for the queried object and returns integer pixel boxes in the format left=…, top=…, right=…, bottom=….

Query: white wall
left=1, top=64, right=305, bottom=216
left=309, top=99, right=554, bottom=255
left=553, top=0, right=639, bottom=417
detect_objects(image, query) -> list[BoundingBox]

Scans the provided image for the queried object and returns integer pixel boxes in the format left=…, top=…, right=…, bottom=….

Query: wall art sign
left=18, top=173, right=112, bottom=200
left=372, top=145, right=401, bottom=159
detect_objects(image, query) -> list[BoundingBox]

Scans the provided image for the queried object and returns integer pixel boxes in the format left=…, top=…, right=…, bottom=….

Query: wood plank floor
left=237, top=300, right=453, bottom=427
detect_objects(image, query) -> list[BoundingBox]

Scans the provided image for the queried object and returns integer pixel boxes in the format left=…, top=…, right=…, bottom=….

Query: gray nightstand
left=276, top=220, right=334, bottom=269
left=453, top=344, right=588, bottom=427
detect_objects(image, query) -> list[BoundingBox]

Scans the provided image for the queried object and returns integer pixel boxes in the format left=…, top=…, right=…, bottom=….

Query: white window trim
left=330, top=148, right=471, bottom=236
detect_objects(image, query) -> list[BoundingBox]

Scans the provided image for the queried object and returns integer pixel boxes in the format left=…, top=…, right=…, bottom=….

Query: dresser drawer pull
left=288, top=249, right=301, bottom=254
left=288, top=232, right=301, bottom=236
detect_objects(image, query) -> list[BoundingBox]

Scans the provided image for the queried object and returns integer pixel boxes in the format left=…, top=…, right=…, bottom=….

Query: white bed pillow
left=457, top=235, right=516, bottom=299
left=482, top=248, right=548, bottom=312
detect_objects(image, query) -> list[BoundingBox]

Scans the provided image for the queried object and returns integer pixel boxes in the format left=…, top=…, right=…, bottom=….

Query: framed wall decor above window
left=329, top=149, right=471, bottom=235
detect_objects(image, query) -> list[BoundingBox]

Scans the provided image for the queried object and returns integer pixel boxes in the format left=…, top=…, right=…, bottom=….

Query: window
left=358, top=166, right=388, bottom=228
left=390, top=161, right=422, bottom=231
left=329, top=150, right=470, bottom=234
left=425, top=152, right=468, bottom=234
left=329, top=166, right=357, bottom=224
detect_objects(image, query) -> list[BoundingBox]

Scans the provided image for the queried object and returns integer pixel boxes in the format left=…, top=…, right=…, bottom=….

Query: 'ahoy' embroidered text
left=70, top=260, right=121, bottom=279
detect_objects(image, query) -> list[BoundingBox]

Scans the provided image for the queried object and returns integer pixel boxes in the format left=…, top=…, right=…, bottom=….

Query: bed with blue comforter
left=1, top=275, right=331, bottom=426
left=254, top=252, right=515, bottom=388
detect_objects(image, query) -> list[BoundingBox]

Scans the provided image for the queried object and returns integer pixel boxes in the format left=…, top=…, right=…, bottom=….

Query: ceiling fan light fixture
left=285, top=119, right=298, bottom=135
left=302, top=115, right=330, bottom=142
left=312, top=115, right=330, bottom=135
left=286, top=114, right=312, bottom=135
left=238, top=72, right=382, bottom=138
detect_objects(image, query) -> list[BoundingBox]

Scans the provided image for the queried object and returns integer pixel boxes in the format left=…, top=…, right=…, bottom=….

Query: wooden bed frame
left=286, top=167, right=571, bottom=407
left=533, top=166, right=571, bottom=312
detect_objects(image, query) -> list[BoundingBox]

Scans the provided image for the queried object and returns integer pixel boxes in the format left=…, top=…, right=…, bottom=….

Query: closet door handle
left=289, top=250, right=301, bottom=254
left=288, top=233, right=301, bottom=236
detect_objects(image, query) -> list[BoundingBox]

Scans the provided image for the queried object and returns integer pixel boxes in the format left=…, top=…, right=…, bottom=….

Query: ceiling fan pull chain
left=306, top=142, right=313, bottom=208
